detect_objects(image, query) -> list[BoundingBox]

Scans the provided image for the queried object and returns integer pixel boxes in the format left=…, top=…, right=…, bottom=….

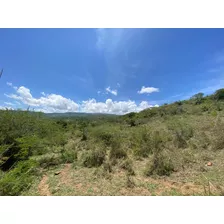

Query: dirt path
left=38, top=175, right=51, bottom=196
left=59, top=163, right=72, bottom=186
left=37, top=163, right=211, bottom=196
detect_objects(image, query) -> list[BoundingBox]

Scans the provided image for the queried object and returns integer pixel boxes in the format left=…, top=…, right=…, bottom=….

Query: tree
left=190, top=92, right=204, bottom=104
left=213, top=89, right=224, bottom=101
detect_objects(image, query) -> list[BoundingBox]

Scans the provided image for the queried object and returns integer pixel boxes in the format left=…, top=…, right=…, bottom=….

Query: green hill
left=1, top=88, right=224, bottom=196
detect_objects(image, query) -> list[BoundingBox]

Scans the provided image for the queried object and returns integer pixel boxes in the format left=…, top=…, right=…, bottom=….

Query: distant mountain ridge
left=44, top=112, right=118, bottom=118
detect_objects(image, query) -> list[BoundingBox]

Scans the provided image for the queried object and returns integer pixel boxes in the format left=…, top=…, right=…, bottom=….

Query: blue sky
left=1, top=28, right=224, bottom=114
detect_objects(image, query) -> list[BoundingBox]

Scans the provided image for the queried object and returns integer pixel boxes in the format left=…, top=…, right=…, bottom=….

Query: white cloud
left=80, top=99, right=157, bottom=115
left=105, top=86, right=118, bottom=96
left=138, top=86, right=159, bottom=94
left=96, top=28, right=106, bottom=50
left=4, top=102, right=15, bottom=106
left=171, top=93, right=183, bottom=98
left=96, top=28, right=125, bottom=52
left=7, top=82, right=18, bottom=90
left=5, top=85, right=79, bottom=113
left=41, top=92, right=46, bottom=96
left=4, top=83, right=159, bottom=114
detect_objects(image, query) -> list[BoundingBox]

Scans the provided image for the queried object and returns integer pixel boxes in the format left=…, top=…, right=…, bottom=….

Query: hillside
left=44, top=112, right=117, bottom=118
left=1, top=89, right=224, bottom=196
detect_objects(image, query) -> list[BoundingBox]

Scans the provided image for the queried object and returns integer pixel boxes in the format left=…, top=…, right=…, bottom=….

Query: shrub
left=151, top=131, right=164, bottom=153
left=201, top=105, right=209, bottom=112
left=61, top=149, right=78, bottom=163
left=173, top=131, right=188, bottom=148
left=128, top=119, right=136, bottom=127
left=144, top=152, right=174, bottom=176
left=91, top=126, right=115, bottom=146
left=189, top=131, right=210, bottom=150
left=167, top=119, right=193, bottom=148
left=38, top=154, right=62, bottom=169
left=81, top=148, right=106, bottom=168
left=210, top=110, right=217, bottom=117
left=213, top=88, right=224, bottom=101
left=131, top=127, right=153, bottom=158
left=0, top=159, right=38, bottom=196
left=119, top=159, right=135, bottom=175
left=125, top=174, right=135, bottom=188
left=190, top=93, right=204, bottom=105
left=56, top=120, right=68, bottom=129
left=109, top=147, right=127, bottom=161
left=103, top=160, right=113, bottom=173
left=48, top=132, right=67, bottom=146
left=175, top=101, right=183, bottom=106
left=81, top=128, right=88, bottom=141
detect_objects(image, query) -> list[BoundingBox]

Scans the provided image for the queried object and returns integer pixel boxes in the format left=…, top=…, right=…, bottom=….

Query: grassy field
left=1, top=89, right=224, bottom=196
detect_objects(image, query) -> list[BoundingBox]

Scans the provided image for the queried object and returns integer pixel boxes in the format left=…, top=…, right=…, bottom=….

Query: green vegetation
left=1, top=89, right=224, bottom=195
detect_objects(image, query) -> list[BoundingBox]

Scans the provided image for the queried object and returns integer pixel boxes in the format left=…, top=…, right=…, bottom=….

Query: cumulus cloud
left=4, top=83, right=159, bottom=114
left=80, top=99, right=157, bottom=115
left=5, top=85, right=79, bottom=113
left=138, top=86, right=159, bottom=94
left=105, top=86, right=118, bottom=96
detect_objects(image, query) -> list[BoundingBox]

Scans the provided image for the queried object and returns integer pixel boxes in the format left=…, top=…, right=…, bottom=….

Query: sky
left=0, top=28, right=224, bottom=114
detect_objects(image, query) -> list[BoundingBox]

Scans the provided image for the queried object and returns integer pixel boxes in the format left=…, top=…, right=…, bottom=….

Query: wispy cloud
left=96, top=28, right=126, bottom=52
left=96, top=28, right=107, bottom=50
left=4, top=102, right=15, bottom=106
left=130, top=62, right=140, bottom=68
left=215, top=54, right=224, bottom=64
left=207, top=68, right=222, bottom=73
left=7, top=82, right=17, bottom=90
left=170, top=93, right=183, bottom=98
left=78, top=77, right=87, bottom=83
left=105, top=86, right=118, bottom=96
left=138, top=86, right=159, bottom=94
left=95, top=28, right=143, bottom=87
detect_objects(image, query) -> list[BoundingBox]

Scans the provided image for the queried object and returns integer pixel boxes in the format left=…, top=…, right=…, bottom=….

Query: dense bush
left=90, top=126, right=116, bottom=146
left=213, top=89, right=224, bottom=101
left=190, top=93, right=204, bottom=105
left=167, top=119, right=193, bottom=148
left=144, top=152, right=174, bottom=176
left=0, top=159, right=38, bottom=195
left=131, top=127, right=152, bottom=158
left=61, top=149, right=78, bottom=163
left=80, top=148, right=106, bottom=168
left=109, top=147, right=127, bottom=161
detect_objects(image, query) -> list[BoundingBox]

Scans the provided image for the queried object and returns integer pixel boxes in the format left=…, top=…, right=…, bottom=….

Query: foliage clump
left=0, top=159, right=38, bottom=196
left=80, top=148, right=106, bottom=168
